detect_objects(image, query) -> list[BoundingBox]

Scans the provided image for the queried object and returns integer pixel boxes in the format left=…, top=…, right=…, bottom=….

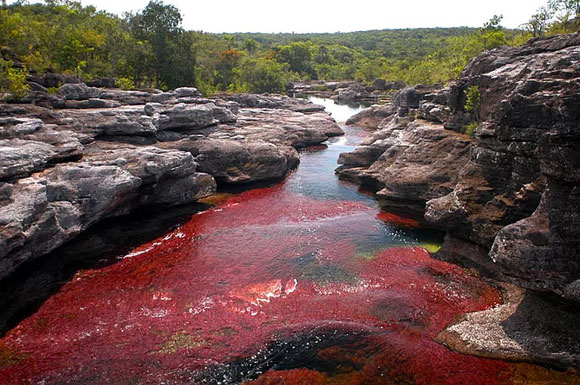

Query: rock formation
left=287, top=80, right=402, bottom=104
left=338, top=33, right=580, bottom=300
left=0, top=87, right=342, bottom=280
left=337, top=33, right=580, bottom=368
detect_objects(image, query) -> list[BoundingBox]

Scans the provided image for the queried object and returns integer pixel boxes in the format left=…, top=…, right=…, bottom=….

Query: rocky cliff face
left=0, top=86, right=342, bottom=280
left=337, top=33, right=580, bottom=303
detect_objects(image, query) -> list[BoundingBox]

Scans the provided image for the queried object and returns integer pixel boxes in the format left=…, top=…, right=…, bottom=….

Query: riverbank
left=0, top=87, right=343, bottom=285
left=336, top=33, right=580, bottom=369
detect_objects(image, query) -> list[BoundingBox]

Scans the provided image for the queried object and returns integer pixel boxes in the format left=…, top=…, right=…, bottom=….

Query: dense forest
left=0, top=0, right=579, bottom=96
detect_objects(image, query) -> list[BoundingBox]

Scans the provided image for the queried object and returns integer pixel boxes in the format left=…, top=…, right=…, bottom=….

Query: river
left=0, top=98, right=572, bottom=384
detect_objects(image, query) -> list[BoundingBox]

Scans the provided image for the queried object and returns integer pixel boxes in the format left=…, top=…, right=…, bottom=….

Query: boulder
left=147, top=103, right=218, bottom=130
left=162, top=138, right=296, bottom=184
left=345, top=104, right=396, bottom=128
left=0, top=139, right=57, bottom=180
left=58, top=83, right=103, bottom=100
left=174, top=87, right=202, bottom=98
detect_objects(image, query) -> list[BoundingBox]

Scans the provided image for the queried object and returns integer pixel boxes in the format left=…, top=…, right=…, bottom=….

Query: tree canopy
left=1, top=0, right=577, bottom=96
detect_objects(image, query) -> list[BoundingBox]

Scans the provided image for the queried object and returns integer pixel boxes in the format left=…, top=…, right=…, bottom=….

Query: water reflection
left=308, top=96, right=366, bottom=124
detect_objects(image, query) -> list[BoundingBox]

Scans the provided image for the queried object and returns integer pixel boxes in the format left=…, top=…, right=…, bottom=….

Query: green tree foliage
left=526, top=0, right=580, bottom=36
left=526, top=7, right=553, bottom=37
left=0, top=2, right=562, bottom=95
left=549, top=0, right=580, bottom=18
left=276, top=42, right=314, bottom=78
left=243, top=38, right=258, bottom=56
left=128, top=1, right=189, bottom=89
left=216, top=49, right=241, bottom=90
left=0, top=1, right=118, bottom=76
left=238, top=58, right=291, bottom=93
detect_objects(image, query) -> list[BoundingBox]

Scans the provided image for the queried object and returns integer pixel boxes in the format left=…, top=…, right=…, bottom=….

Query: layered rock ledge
left=336, top=33, right=580, bottom=368
left=287, top=79, right=403, bottom=104
left=0, top=87, right=342, bottom=280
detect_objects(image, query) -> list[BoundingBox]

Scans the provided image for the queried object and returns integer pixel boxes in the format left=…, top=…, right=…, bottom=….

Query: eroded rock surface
left=336, top=33, right=580, bottom=369
left=288, top=80, right=402, bottom=103
left=0, top=87, right=342, bottom=279
left=338, top=33, right=580, bottom=301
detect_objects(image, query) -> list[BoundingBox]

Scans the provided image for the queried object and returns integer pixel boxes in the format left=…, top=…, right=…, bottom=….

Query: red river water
left=0, top=98, right=576, bottom=384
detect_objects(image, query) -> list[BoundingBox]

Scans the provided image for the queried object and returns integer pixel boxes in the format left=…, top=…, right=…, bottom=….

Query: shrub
left=0, top=59, right=29, bottom=100
left=465, top=122, right=479, bottom=136
left=239, top=59, right=290, bottom=94
left=464, top=85, right=481, bottom=121
left=116, top=77, right=135, bottom=90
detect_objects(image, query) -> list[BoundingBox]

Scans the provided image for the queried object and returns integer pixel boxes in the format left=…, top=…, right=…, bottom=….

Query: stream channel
left=0, top=98, right=574, bottom=385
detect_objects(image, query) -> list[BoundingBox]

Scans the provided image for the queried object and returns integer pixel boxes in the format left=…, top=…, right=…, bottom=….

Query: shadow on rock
left=0, top=202, right=209, bottom=337
left=501, top=291, right=580, bottom=369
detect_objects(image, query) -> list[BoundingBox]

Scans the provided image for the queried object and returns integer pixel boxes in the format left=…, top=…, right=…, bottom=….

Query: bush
left=116, top=77, right=135, bottom=90
left=465, top=122, right=479, bottom=136
left=239, top=59, right=290, bottom=94
left=464, top=85, right=481, bottom=121
left=0, top=59, right=29, bottom=100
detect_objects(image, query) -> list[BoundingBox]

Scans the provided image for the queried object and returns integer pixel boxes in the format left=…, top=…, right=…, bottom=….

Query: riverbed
left=0, top=99, right=577, bottom=385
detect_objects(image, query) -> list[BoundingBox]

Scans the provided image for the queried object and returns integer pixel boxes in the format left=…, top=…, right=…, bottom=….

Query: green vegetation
left=464, top=86, right=481, bottom=120
left=0, top=58, right=29, bottom=99
left=464, top=122, right=479, bottom=137
left=464, top=85, right=481, bottom=136
left=525, top=0, right=580, bottom=36
left=0, top=0, right=577, bottom=95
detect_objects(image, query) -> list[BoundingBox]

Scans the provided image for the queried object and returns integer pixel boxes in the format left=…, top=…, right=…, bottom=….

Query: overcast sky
left=30, top=0, right=550, bottom=33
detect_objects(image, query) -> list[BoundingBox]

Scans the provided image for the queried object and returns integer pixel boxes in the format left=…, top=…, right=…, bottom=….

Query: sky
left=25, top=0, right=550, bottom=33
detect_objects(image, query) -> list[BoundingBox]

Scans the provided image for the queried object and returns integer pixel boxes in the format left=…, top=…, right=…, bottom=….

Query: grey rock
left=337, top=34, right=580, bottom=311
left=174, top=87, right=202, bottom=98
left=0, top=139, right=58, bottom=180
left=149, top=103, right=218, bottom=130
left=0, top=91, right=338, bottom=281
left=58, top=83, right=103, bottom=100
left=64, top=98, right=120, bottom=109
left=345, top=104, right=396, bottom=128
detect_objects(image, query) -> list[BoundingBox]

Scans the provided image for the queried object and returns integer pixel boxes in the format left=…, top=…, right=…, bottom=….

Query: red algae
left=1, top=120, right=578, bottom=385
left=377, top=212, right=421, bottom=228
left=0, top=183, right=564, bottom=384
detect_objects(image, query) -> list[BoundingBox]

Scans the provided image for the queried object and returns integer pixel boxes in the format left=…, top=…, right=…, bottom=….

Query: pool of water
left=0, top=99, right=576, bottom=385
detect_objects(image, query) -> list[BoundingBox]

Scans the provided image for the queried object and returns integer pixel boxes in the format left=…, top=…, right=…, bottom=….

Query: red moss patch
left=0, top=183, right=570, bottom=385
left=377, top=212, right=421, bottom=228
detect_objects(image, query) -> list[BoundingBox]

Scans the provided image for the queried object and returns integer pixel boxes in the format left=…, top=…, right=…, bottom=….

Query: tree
left=549, top=0, right=580, bottom=17
left=244, top=38, right=258, bottom=56
left=548, top=0, right=580, bottom=32
left=0, top=59, right=29, bottom=100
left=276, top=42, right=314, bottom=78
left=483, top=14, right=504, bottom=31
left=526, top=6, right=553, bottom=37
left=216, top=49, right=241, bottom=90
left=239, top=58, right=290, bottom=93
left=479, top=15, right=507, bottom=50
left=129, top=1, right=184, bottom=88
